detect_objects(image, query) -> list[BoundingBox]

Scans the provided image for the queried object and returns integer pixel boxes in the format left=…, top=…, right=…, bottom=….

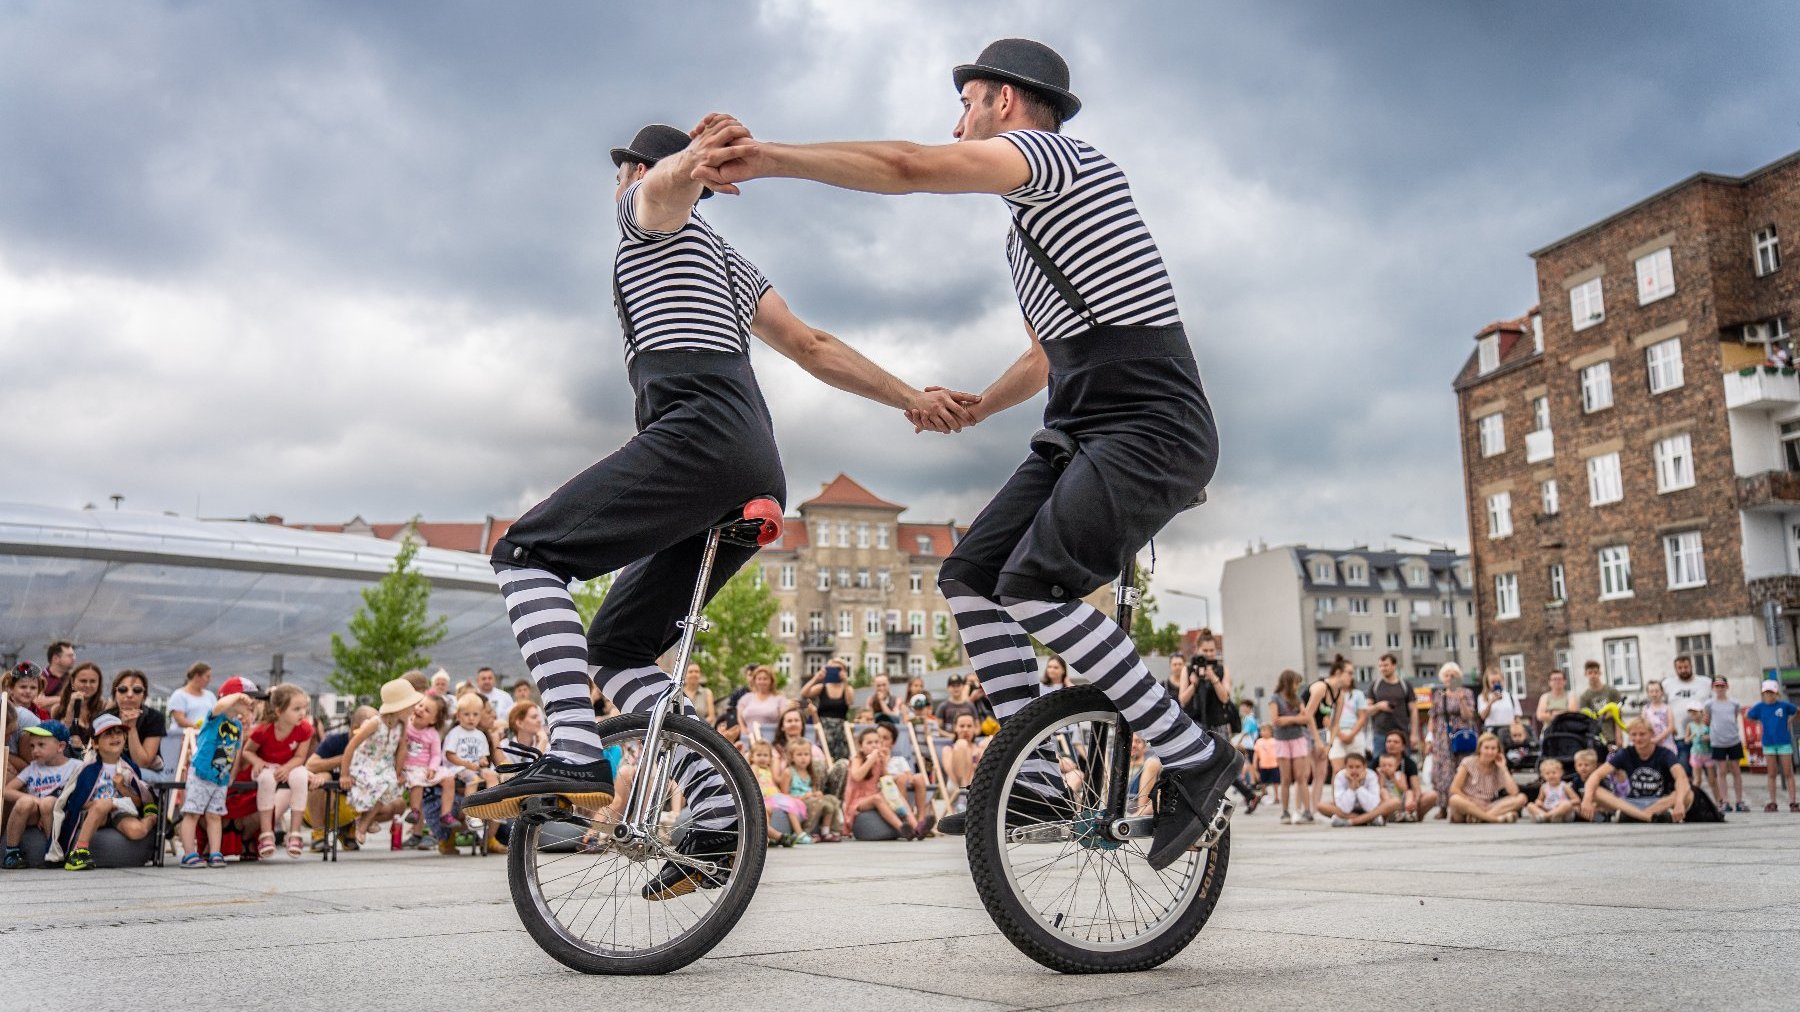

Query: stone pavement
left=3, top=812, right=1795, bottom=1011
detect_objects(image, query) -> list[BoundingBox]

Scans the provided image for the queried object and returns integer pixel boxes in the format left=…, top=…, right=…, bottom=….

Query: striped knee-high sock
left=943, top=580, right=1062, bottom=797
left=494, top=565, right=605, bottom=763
left=1005, top=599, right=1214, bottom=771
left=593, top=663, right=736, bottom=832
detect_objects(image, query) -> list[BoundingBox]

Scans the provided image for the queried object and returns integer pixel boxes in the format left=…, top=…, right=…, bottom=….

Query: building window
left=1548, top=562, right=1566, bottom=602
left=1315, top=597, right=1337, bottom=616
left=1587, top=452, right=1623, bottom=506
left=1412, top=631, right=1436, bottom=650
left=1597, top=544, right=1633, bottom=600
left=916, top=535, right=933, bottom=554
left=777, top=654, right=793, bottom=678
left=779, top=564, right=795, bottom=590
left=877, top=569, right=891, bottom=591
left=752, top=566, right=765, bottom=589
left=1412, top=599, right=1432, bottom=617
left=876, top=525, right=889, bottom=550
left=1477, top=334, right=1500, bottom=374
left=1478, top=413, right=1505, bottom=457
left=1676, top=634, right=1715, bottom=679
left=1542, top=479, right=1560, bottom=516
left=1313, top=561, right=1334, bottom=582
left=908, top=611, right=925, bottom=637
left=837, top=567, right=851, bottom=588
left=864, top=653, right=882, bottom=676
left=1645, top=338, right=1684, bottom=394
left=1316, top=630, right=1339, bottom=651
left=1349, top=597, right=1370, bottom=614
left=856, top=523, right=869, bottom=549
left=1782, top=421, right=1800, bottom=472
left=808, top=610, right=824, bottom=632
left=1603, top=637, right=1642, bottom=691
left=856, top=568, right=870, bottom=589
left=1383, top=599, right=1399, bottom=616
left=1532, top=396, right=1550, bottom=432
left=1580, top=361, right=1613, bottom=412
left=1654, top=433, right=1695, bottom=492
left=864, top=610, right=881, bottom=636
left=1755, top=226, right=1781, bottom=277
left=779, top=612, right=796, bottom=637
left=1532, top=313, right=1544, bottom=354
left=909, top=570, right=923, bottom=593
left=1494, top=573, right=1519, bottom=620
left=1345, top=563, right=1367, bottom=583
left=908, top=656, right=925, bottom=676
left=1386, top=632, right=1402, bottom=649
left=1408, top=567, right=1428, bottom=588
left=1634, top=246, right=1675, bottom=304
left=816, top=570, right=831, bottom=592
left=1355, top=665, right=1376, bottom=681
left=1571, top=277, right=1605, bottom=330
left=1499, top=654, right=1526, bottom=698
left=885, top=609, right=901, bottom=632
left=838, top=609, right=853, bottom=636
left=1349, top=632, right=1373, bottom=649
left=933, top=612, right=949, bottom=638
left=1664, top=530, right=1706, bottom=589
left=1486, top=492, right=1512, bottom=539
left=836, top=522, right=849, bottom=548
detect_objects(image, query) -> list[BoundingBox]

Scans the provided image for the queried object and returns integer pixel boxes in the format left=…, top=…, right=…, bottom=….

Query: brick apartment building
left=1453, top=149, right=1798, bottom=701
left=276, top=474, right=980, bottom=680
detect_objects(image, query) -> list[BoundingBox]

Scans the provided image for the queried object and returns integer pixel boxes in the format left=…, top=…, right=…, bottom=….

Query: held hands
left=907, top=386, right=983, bottom=433
left=687, top=113, right=763, bottom=195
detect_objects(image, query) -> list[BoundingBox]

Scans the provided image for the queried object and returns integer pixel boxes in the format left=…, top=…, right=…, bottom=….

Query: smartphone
left=824, top=665, right=842, bottom=684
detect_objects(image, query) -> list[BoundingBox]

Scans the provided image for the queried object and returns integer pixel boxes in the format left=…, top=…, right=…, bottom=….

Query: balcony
left=800, top=631, right=835, bottom=650
left=1736, top=470, right=1800, bottom=513
left=1724, top=366, right=1800, bottom=411
left=1313, top=610, right=1347, bottom=629
left=1525, top=428, right=1554, bottom=463
left=885, top=630, right=913, bottom=651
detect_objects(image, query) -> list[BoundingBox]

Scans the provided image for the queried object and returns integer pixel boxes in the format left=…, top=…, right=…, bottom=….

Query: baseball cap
left=1762, top=679, right=1782, bottom=694
left=22, top=719, right=71, bottom=742
left=90, top=713, right=125, bottom=736
left=218, top=676, right=268, bottom=699
left=946, top=674, right=967, bottom=686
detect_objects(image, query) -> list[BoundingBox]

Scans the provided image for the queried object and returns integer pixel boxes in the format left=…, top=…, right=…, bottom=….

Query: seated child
left=1374, top=752, right=1413, bottom=820
left=1526, top=757, right=1577, bottom=823
left=785, top=738, right=842, bottom=841
left=750, top=739, right=810, bottom=846
left=3, top=721, right=78, bottom=866
left=1318, top=751, right=1399, bottom=826
left=58, top=714, right=157, bottom=870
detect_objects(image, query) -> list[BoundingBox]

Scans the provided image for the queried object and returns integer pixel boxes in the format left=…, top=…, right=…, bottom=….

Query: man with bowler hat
left=466, top=119, right=979, bottom=900
left=690, top=38, right=1242, bottom=871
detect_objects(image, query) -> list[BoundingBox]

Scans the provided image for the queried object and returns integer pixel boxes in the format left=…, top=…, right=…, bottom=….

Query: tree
left=570, top=572, right=613, bottom=628
left=329, top=531, right=448, bottom=702
left=1127, top=562, right=1184, bottom=658
left=931, top=626, right=963, bottom=670
left=693, top=566, right=779, bottom=698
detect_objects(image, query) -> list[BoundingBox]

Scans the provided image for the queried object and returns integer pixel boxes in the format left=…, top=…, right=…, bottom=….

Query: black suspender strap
left=611, top=258, right=638, bottom=354
left=1011, top=221, right=1100, bottom=330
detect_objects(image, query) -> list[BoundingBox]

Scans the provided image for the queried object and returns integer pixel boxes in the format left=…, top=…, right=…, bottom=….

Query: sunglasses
left=117, top=686, right=146, bottom=695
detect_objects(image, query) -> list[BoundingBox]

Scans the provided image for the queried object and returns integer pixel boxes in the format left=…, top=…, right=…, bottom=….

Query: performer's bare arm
left=687, top=115, right=1031, bottom=196
left=633, top=117, right=746, bottom=231
left=751, top=290, right=979, bottom=432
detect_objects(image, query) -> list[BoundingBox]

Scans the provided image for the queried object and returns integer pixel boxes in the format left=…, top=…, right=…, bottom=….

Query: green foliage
left=1127, top=562, right=1184, bottom=658
left=328, top=531, right=448, bottom=702
left=694, top=566, right=780, bottom=697
left=570, top=572, right=613, bottom=628
left=931, top=628, right=963, bottom=670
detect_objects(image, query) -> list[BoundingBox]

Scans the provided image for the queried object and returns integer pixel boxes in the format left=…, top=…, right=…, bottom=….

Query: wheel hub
left=1071, top=808, right=1123, bottom=851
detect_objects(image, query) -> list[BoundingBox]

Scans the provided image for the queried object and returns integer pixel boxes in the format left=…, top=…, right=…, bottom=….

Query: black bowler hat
left=952, top=38, right=1081, bottom=121
left=610, top=123, right=712, bottom=197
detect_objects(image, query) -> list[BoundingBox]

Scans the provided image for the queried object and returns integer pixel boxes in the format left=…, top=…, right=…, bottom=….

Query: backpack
left=1685, top=785, right=1726, bottom=824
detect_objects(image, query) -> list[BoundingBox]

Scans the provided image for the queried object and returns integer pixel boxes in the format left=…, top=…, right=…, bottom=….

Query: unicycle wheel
left=964, top=686, right=1231, bottom=973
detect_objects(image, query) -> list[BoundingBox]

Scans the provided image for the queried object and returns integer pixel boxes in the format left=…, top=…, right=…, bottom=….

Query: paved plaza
left=3, top=812, right=1795, bottom=1011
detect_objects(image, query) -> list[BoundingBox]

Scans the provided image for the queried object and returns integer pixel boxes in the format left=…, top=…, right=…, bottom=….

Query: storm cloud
left=3, top=0, right=1796, bottom=630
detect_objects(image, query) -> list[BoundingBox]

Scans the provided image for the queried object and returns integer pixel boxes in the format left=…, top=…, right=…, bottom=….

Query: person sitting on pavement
left=1580, top=718, right=1691, bottom=823
left=1448, top=732, right=1527, bottom=824
left=1379, top=730, right=1435, bottom=821
left=3, top=721, right=78, bottom=867
left=1525, top=757, right=1578, bottom=823
left=1373, top=752, right=1413, bottom=822
left=49, top=713, right=157, bottom=870
left=1318, top=751, right=1398, bottom=827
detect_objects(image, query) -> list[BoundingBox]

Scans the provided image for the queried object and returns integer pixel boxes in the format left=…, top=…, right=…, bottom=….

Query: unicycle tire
left=507, top=711, right=765, bottom=975
left=964, top=685, right=1231, bottom=973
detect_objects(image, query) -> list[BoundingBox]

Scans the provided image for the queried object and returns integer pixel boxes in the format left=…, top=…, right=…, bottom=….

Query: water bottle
left=391, top=819, right=403, bottom=851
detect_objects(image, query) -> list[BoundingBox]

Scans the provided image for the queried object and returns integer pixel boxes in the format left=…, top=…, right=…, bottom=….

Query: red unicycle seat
left=719, top=497, right=784, bottom=548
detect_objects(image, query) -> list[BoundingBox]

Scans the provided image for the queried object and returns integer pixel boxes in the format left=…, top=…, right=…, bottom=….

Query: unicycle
left=963, top=428, right=1231, bottom=973
left=506, top=498, right=783, bottom=975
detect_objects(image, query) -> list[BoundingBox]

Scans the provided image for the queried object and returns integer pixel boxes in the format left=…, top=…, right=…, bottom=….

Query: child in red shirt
left=244, top=686, right=316, bottom=858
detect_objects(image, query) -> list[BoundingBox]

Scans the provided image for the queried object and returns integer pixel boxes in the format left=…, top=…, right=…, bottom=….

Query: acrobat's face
left=614, top=160, right=648, bottom=202
left=954, top=81, right=1002, bottom=142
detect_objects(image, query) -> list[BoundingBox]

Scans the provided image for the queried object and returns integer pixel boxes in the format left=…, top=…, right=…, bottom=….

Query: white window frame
left=836, top=522, right=849, bottom=548
left=1645, top=337, right=1684, bottom=394
left=909, top=570, right=923, bottom=594
left=1349, top=632, right=1373, bottom=649
left=1494, top=572, right=1520, bottom=620
left=1478, top=413, right=1505, bottom=457
left=1603, top=637, right=1642, bottom=691
left=856, top=523, right=869, bottom=549
left=1383, top=599, right=1399, bottom=616
left=1532, top=314, right=1544, bottom=354
left=1477, top=334, right=1500, bottom=374
left=1542, top=479, right=1560, bottom=516
left=1412, top=599, right=1433, bottom=617
left=776, top=654, right=793, bottom=678
left=864, top=609, right=881, bottom=636
left=885, top=609, right=901, bottom=632
left=908, top=611, right=926, bottom=637
left=1385, top=632, right=1402, bottom=649
left=1634, top=246, right=1675, bottom=304
left=816, top=569, right=831, bottom=592
left=1587, top=452, right=1623, bottom=506
left=1571, top=277, right=1605, bottom=330
left=837, top=567, right=851, bottom=588
left=1532, top=396, right=1550, bottom=433
left=1755, top=225, right=1781, bottom=277
left=1580, top=361, right=1613, bottom=413
left=864, top=653, right=883, bottom=676
left=1348, top=597, right=1370, bottom=614
left=1654, top=433, right=1694, bottom=492
left=1486, top=491, right=1513, bottom=539
left=1345, top=562, right=1367, bottom=583
left=933, top=612, right=950, bottom=638
left=1548, top=562, right=1566, bottom=603
left=779, top=564, right=795, bottom=590
left=1316, top=597, right=1337, bottom=616
left=1411, top=630, right=1436, bottom=651
left=837, top=609, right=853, bottom=636
left=1313, top=561, right=1334, bottom=582
left=1664, top=530, right=1706, bottom=589
left=779, top=611, right=796, bottom=637
left=907, top=656, right=925, bottom=676
left=1499, top=654, right=1526, bottom=698
left=1597, top=544, right=1633, bottom=600
left=856, top=568, right=870, bottom=589
left=876, top=525, right=889, bottom=550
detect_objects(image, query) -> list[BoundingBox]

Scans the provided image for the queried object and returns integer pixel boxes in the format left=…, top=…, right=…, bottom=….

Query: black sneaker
left=642, top=828, right=738, bottom=901
left=1147, top=732, right=1244, bottom=872
left=462, top=750, right=613, bottom=821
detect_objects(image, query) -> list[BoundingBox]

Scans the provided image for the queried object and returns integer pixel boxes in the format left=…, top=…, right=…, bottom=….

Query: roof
left=1453, top=308, right=1542, bottom=393
left=898, top=522, right=961, bottom=558
left=282, top=517, right=513, bottom=554
left=1287, top=545, right=1471, bottom=596
left=799, top=474, right=905, bottom=511
left=1530, top=147, right=1800, bottom=259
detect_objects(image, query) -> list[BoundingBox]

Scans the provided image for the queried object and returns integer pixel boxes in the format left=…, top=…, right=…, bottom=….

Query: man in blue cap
left=690, top=38, right=1242, bottom=870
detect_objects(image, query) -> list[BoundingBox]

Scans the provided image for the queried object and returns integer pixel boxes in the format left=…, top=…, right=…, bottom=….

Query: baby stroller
left=1540, top=711, right=1606, bottom=769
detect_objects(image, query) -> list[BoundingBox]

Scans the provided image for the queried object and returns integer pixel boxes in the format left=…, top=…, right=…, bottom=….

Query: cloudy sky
left=4, top=0, right=1797, bottom=632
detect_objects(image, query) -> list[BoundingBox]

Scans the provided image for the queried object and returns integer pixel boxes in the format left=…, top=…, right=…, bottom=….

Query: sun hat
left=610, top=123, right=713, bottom=198
left=90, top=713, right=124, bottom=736
left=952, top=38, right=1082, bottom=121
left=1762, top=679, right=1782, bottom=694
left=379, top=676, right=427, bottom=715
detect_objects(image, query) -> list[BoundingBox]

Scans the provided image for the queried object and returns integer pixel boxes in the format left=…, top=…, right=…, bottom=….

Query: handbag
left=1441, top=688, right=1479, bottom=754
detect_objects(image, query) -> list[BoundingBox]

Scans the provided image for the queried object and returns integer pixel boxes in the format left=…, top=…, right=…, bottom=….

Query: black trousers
left=492, top=351, right=787, bottom=668
left=940, top=324, right=1217, bottom=603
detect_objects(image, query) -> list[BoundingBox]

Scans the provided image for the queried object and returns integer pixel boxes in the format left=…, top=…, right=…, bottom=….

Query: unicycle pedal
left=518, top=795, right=578, bottom=826
left=1196, top=799, right=1234, bottom=850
